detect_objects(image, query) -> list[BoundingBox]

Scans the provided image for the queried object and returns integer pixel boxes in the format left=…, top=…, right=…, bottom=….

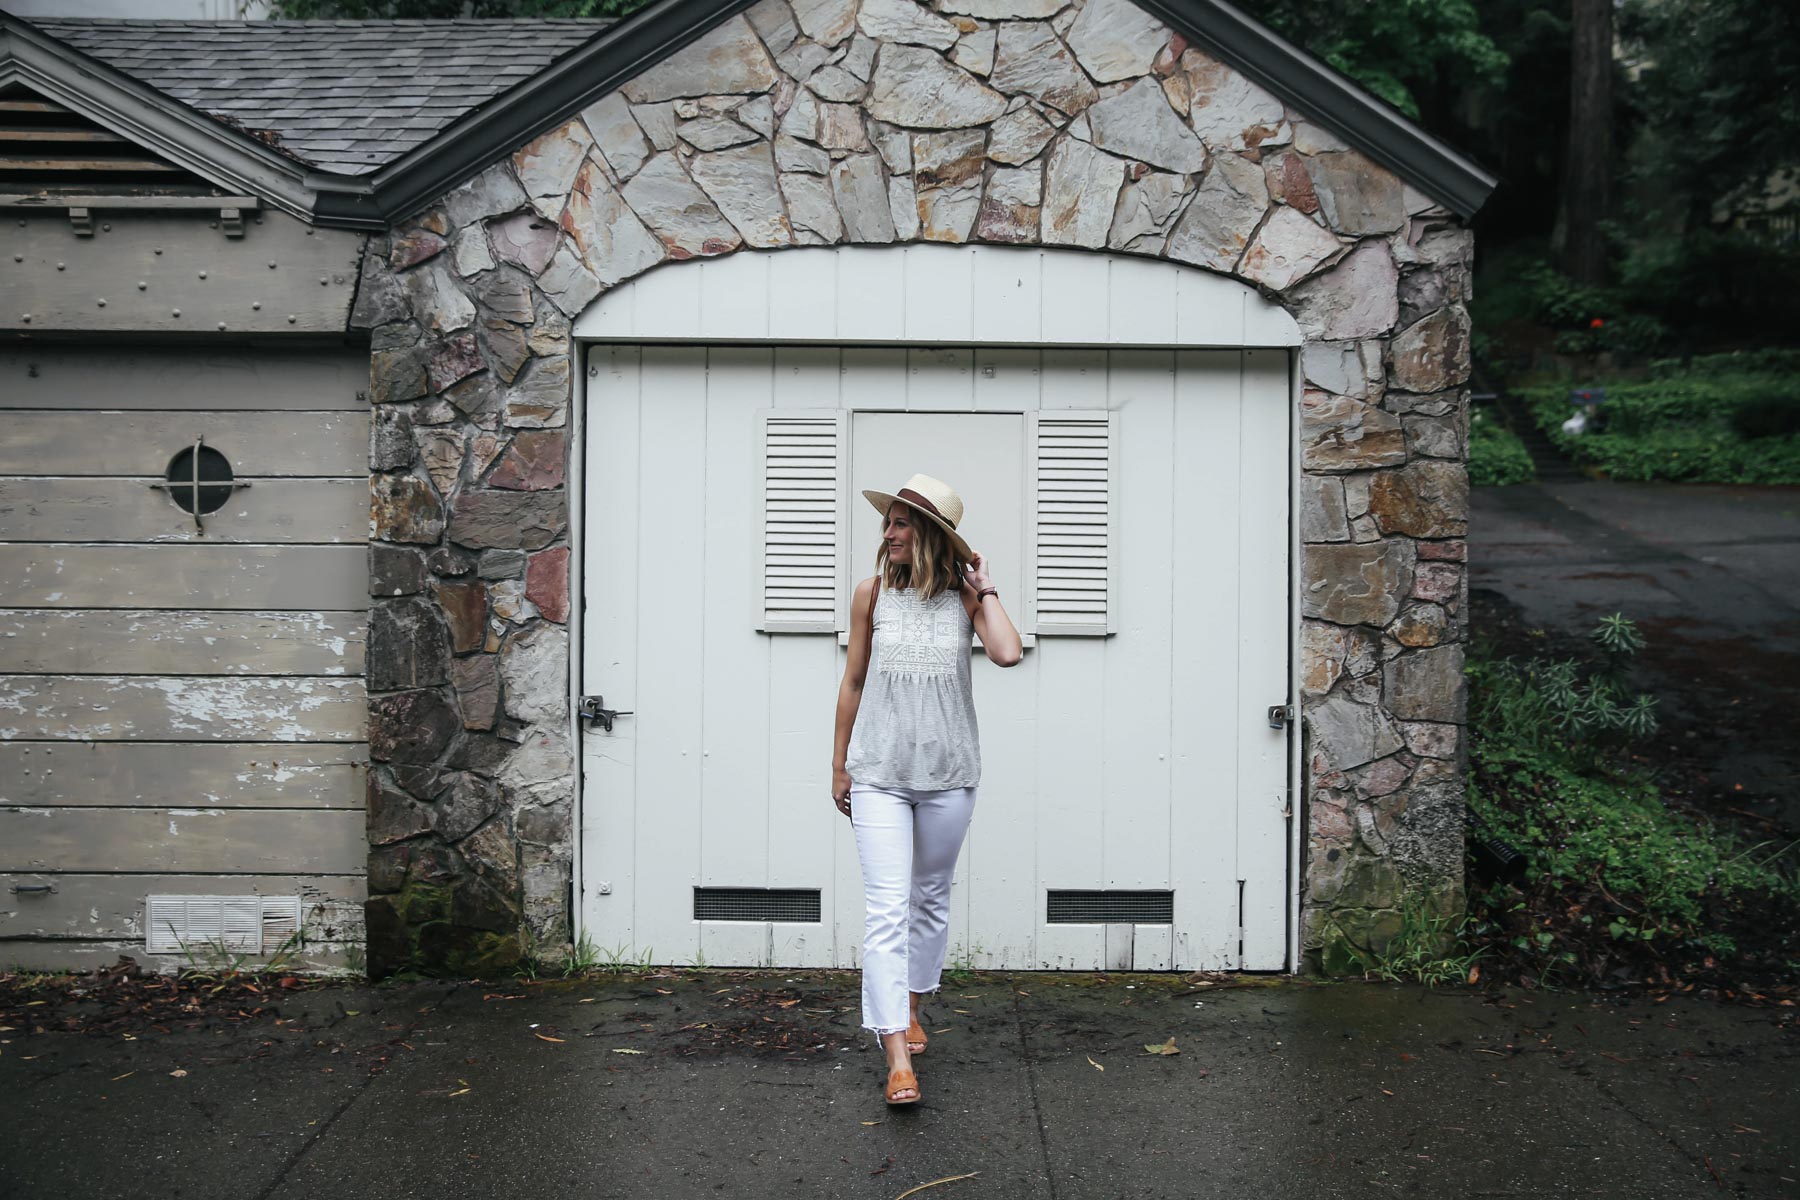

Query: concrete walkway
left=2, top=971, right=1796, bottom=1198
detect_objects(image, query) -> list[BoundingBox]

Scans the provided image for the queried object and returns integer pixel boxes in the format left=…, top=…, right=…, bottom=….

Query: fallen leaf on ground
left=448, top=1088, right=471, bottom=1097
left=578, top=998, right=596, bottom=1003
left=860, top=1120, right=883, bottom=1126
left=168, top=1069, right=188, bottom=1078
left=1143, top=1037, right=1180, bottom=1056
left=110, top=1071, right=134, bottom=1081
left=1087, top=1056, right=1104, bottom=1072
left=533, top=1033, right=566, bottom=1043
left=612, top=1048, right=645, bottom=1055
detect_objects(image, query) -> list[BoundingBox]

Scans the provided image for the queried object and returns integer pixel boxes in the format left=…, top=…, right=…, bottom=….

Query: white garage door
left=579, top=342, right=1290, bottom=970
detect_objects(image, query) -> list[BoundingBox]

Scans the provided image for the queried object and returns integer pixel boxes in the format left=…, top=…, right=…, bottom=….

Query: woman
left=831, top=473, right=1023, bottom=1107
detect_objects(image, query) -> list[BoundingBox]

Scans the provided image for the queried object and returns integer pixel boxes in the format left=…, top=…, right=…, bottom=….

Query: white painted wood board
left=574, top=245, right=1302, bottom=348
left=0, top=675, right=366, bottom=741
left=0, top=544, right=367, bottom=608
left=4, top=209, right=364, bottom=335
left=2, top=872, right=365, bottom=940
left=0, top=347, right=369, bottom=409
left=0, top=410, right=369, bottom=477
left=0, top=609, right=366, bottom=675
left=2, top=806, right=368, bottom=874
left=0, top=478, right=367, bottom=543
left=0, top=741, right=367, bottom=807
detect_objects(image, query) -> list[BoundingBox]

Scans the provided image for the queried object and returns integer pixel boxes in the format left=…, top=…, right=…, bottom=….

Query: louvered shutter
left=1025, top=411, right=1119, bottom=636
left=754, top=409, right=849, bottom=633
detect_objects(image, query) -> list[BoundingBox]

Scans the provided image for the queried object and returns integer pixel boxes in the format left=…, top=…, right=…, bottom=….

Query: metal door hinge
left=1267, top=703, right=1294, bottom=730
left=579, top=695, right=633, bottom=732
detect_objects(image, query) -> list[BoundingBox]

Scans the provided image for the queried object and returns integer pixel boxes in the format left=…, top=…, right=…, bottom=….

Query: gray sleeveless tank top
left=845, top=581, right=981, bottom=790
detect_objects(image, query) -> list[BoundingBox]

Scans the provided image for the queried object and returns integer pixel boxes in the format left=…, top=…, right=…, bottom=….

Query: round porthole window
left=163, top=443, right=238, bottom=515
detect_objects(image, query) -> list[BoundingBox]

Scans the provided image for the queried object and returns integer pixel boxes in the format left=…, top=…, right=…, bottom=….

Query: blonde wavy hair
left=874, top=503, right=963, bottom=603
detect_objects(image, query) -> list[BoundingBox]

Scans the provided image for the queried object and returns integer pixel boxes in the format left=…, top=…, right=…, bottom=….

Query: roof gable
left=26, top=18, right=611, bottom=176
left=0, top=16, right=319, bottom=219
left=7, top=0, right=1496, bottom=228
left=0, top=84, right=233, bottom=200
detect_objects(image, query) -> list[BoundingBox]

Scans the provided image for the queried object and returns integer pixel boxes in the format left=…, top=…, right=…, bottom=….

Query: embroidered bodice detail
left=846, top=584, right=981, bottom=789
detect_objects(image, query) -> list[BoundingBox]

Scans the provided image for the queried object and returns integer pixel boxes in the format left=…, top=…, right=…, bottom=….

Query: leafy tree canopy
left=1619, top=0, right=1800, bottom=218
left=1238, top=0, right=1508, bottom=121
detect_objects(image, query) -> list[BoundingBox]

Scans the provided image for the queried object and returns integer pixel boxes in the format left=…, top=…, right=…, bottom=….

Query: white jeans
left=849, top=781, right=977, bottom=1040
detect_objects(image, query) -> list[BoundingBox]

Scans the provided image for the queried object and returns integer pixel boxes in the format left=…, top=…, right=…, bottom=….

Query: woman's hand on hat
left=963, top=552, right=993, bottom=592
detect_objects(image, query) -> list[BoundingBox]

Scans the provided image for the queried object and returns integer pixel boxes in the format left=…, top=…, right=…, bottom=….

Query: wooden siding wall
left=0, top=347, right=370, bottom=973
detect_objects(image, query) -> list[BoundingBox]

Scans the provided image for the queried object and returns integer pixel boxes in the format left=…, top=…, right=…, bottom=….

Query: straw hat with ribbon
left=862, top=473, right=973, bottom=564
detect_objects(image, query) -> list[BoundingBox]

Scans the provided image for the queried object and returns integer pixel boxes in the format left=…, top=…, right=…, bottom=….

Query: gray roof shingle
left=26, top=18, right=613, bottom=176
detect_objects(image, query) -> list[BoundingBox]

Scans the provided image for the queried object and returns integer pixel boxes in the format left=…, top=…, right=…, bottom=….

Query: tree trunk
left=1560, top=0, right=1613, bottom=285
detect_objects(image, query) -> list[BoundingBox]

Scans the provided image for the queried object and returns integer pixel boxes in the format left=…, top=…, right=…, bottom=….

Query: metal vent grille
left=693, top=887, right=822, bottom=923
left=145, top=894, right=302, bottom=954
left=1046, top=889, right=1174, bottom=924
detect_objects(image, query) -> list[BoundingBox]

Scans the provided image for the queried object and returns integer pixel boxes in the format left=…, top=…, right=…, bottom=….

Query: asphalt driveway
left=1469, top=478, right=1800, bottom=831
left=2, top=970, right=1796, bottom=1199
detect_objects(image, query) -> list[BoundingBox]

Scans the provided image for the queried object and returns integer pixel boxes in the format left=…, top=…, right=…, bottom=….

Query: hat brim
left=863, top=489, right=974, bottom=564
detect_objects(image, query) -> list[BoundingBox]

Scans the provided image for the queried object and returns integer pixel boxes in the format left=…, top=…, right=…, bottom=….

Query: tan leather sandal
left=906, top=1015, right=928, bottom=1056
left=883, top=1065, right=920, bottom=1106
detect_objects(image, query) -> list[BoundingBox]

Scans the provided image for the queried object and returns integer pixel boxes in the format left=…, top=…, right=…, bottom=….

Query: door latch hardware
left=579, top=695, right=633, bottom=732
left=1267, top=703, right=1294, bottom=730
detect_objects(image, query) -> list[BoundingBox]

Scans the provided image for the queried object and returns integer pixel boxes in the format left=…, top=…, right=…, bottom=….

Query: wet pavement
left=1469, top=479, right=1800, bottom=832
left=1, top=970, right=1795, bottom=1199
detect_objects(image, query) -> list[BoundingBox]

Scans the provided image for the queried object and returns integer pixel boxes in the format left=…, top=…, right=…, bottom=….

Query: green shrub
left=1465, top=614, right=1800, bottom=975
left=1614, top=229, right=1800, bottom=347
left=1518, top=366, right=1800, bottom=484
left=1468, top=405, right=1536, bottom=485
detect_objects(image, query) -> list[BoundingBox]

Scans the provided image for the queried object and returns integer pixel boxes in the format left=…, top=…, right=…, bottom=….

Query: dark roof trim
left=312, top=0, right=762, bottom=227
left=1135, top=0, right=1497, bottom=219
left=0, top=13, right=321, bottom=220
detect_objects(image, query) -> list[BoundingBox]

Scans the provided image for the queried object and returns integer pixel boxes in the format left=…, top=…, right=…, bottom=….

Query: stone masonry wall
left=350, top=0, right=1476, bottom=978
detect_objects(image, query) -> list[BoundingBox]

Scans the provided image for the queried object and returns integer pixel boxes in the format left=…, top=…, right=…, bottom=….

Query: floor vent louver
left=145, top=895, right=302, bottom=955
left=693, top=887, right=822, bottom=923
left=1046, top=889, right=1175, bottom=924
